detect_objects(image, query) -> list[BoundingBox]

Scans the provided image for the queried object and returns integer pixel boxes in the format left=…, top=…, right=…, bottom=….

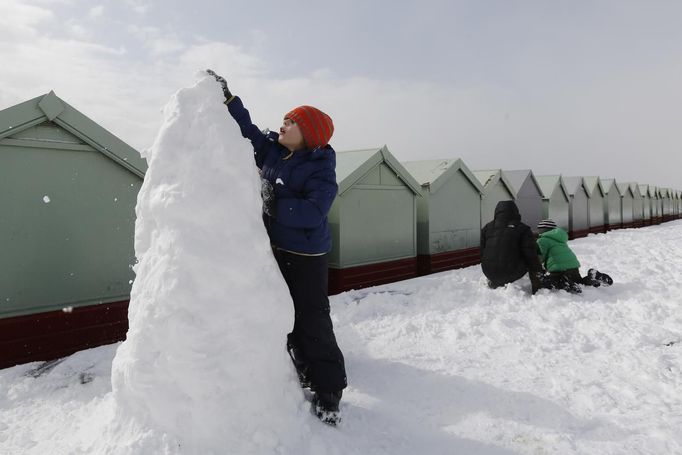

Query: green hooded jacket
left=536, top=227, right=580, bottom=272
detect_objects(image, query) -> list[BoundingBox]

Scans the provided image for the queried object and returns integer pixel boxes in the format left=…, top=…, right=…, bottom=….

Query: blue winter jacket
left=227, top=96, right=337, bottom=255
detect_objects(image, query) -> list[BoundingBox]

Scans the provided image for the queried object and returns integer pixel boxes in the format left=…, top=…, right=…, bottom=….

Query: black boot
left=558, top=276, right=582, bottom=293
left=583, top=269, right=601, bottom=287
left=587, top=268, right=613, bottom=286
left=286, top=335, right=311, bottom=389
left=311, top=390, right=342, bottom=426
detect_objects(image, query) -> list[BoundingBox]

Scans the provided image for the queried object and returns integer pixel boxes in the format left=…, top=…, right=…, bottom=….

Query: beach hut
left=583, top=176, right=607, bottom=234
left=329, top=146, right=422, bottom=294
left=563, top=177, right=590, bottom=239
left=601, top=178, right=623, bottom=230
left=670, top=188, right=679, bottom=220
left=661, top=188, right=674, bottom=222
left=651, top=186, right=662, bottom=224
left=667, top=188, right=675, bottom=221
left=638, top=184, right=653, bottom=226
left=535, top=175, right=570, bottom=231
left=502, top=169, right=544, bottom=233
left=403, top=159, right=483, bottom=275
left=617, top=183, right=636, bottom=228
left=628, top=183, right=644, bottom=228
left=654, top=186, right=663, bottom=223
left=472, top=169, right=515, bottom=228
left=658, top=188, right=667, bottom=222
left=0, top=91, right=146, bottom=369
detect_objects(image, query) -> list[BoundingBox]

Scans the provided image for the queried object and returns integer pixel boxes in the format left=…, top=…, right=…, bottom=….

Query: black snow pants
left=552, top=268, right=603, bottom=285
left=273, top=249, right=347, bottom=393
left=545, top=268, right=601, bottom=291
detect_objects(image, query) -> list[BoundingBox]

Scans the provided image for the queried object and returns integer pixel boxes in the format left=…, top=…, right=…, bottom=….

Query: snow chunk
left=107, top=74, right=309, bottom=453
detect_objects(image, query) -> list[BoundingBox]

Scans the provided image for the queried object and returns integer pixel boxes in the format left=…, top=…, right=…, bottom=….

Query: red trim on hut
left=328, top=257, right=418, bottom=295
left=417, top=247, right=480, bottom=276
left=569, top=228, right=590, bottom=240
left=0, top=300, right=129, bottom=370
left=588, top=225, right=607, bottom=235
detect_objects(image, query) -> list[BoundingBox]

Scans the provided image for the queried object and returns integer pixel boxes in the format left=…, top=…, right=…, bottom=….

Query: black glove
left=206, top=69, right=233, bottom=101
left=530, top=271, right=545, bottom=295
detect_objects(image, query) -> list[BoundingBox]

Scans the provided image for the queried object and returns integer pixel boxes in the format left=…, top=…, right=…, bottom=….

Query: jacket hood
left=312, top=144, right=335, bottom=162
left=291, top=144, right=335, bottom=162
left=539, top=227, right=568, bottom=243
left=493, top=200, right=521, bottom=224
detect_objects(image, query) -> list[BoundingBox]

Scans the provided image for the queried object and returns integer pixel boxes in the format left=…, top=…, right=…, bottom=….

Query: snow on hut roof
left=472, top=169, right=516, bottom=197
left=402, top=158, right=483, bottom=194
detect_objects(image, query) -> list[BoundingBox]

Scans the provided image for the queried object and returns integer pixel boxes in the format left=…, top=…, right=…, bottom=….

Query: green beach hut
left=0, top=91, right=146, bottom=369
left=403, top=158, right=483, bottom=275
left=329, top=146, right=422, bottom=294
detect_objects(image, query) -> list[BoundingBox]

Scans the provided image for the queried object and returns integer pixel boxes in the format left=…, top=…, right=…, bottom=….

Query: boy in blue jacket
left=207, top=70, right=346, bottom=425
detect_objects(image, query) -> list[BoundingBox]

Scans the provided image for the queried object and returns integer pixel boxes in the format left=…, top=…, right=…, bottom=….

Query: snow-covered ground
left=1, top=76, right=681, bottom=454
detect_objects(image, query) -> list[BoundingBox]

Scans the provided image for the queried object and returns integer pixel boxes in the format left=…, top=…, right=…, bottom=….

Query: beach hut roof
left=0, top=91, right=146, bottom=177
left=403, top=158, right=483, bottom=194
left=583, top=176, right=606, bottom=197
left=616, top=182, right=634, bottom=197
left=563, top=176, right=588, bottom=197
left=502, top=169, right=542, bottom=198
left=535, top=175, right=570, bottom=201
left=335, top=145, right=422, bottom=196
left=472, top=169, right=516, bottom=197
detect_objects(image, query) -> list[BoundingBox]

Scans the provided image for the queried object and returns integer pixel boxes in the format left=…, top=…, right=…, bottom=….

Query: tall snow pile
left=107, top=75, right=309, bottom=453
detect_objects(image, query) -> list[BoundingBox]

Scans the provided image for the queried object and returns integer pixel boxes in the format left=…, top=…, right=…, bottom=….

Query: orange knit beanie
left=285, top=105, right=334, bottom=149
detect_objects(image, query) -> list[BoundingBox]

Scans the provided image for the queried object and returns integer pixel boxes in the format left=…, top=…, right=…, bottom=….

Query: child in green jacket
left=536, top=219, right=613, bottom=293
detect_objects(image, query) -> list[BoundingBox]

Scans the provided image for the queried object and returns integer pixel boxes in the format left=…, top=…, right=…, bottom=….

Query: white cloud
left=178, top=42, right=268, bottom=79
left=66, top=20, right=89, bottom=39
left=28, top=0, right=74, bottom=4
left=128, top=25, right=186, bottom=56
left=124, top=0, right=150, bottom=14
left=89, top=5, right=104, bottom=18
left=0, top=2, right=52, bottom=39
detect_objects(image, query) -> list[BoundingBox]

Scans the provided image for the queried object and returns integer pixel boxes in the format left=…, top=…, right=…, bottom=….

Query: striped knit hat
left=537, top=219, right=558, bottom=230
left=285, top=105, right=334, bottom=149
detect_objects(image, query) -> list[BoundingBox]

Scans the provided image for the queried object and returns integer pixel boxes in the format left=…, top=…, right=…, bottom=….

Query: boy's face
left=278, top=118, right=305, bottom=151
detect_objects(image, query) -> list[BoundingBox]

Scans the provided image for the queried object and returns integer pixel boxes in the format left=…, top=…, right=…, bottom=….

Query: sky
left=1, top=0, right=681, bottom=189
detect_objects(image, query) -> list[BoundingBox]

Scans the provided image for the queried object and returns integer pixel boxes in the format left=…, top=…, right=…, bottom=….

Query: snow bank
left=106, top=75, right=309, bottom=453
left=2, top=218, right=682, bottom=454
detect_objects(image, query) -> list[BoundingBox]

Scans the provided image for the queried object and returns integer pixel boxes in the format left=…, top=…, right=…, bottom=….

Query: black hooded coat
left=480, top=201, right=542, bottom=287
